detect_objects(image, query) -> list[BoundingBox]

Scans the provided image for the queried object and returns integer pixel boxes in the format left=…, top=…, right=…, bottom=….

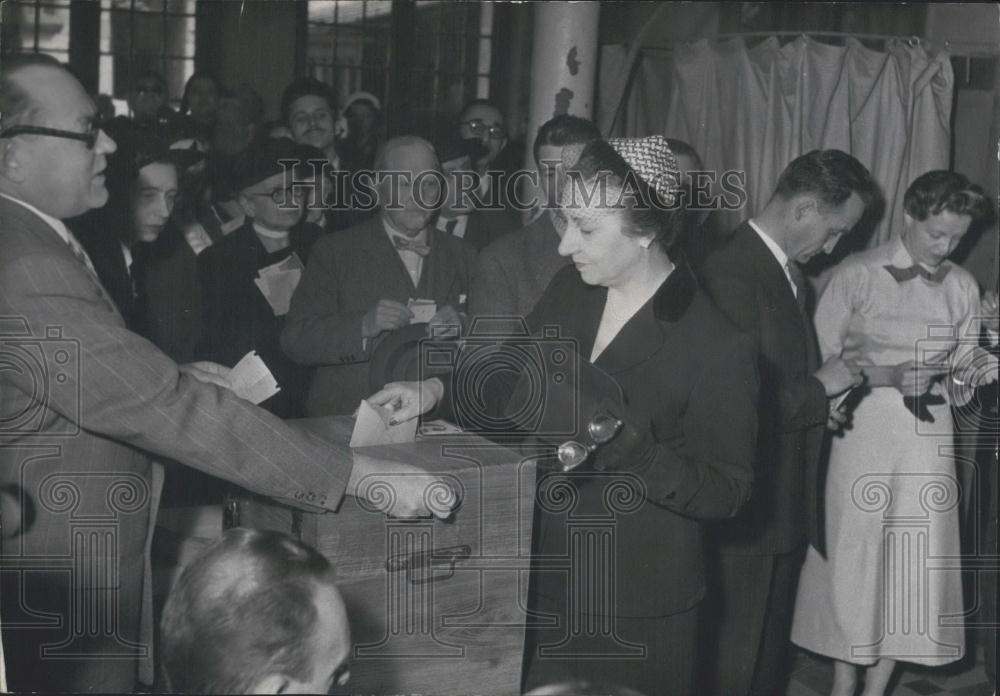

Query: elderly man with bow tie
left=282, top=135, right=476, bottom=416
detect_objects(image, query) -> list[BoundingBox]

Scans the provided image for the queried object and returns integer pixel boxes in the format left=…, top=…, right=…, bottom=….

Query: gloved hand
left=590, top=401, right=657, bottom=473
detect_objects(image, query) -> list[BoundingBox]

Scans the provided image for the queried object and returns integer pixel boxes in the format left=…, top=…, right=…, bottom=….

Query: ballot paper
left=350, top=398, right=418, bottom=448
left=254, top=253, right=305, bottom=316
left=408, top=298, right=437, bottom=324
left=229, top=351, right=281, bottom=405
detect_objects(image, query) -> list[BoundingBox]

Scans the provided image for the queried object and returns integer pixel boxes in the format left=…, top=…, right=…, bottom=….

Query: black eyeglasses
left=461, top=119, right=506, bottom=140
left=0, top=124, right=101, bottom=149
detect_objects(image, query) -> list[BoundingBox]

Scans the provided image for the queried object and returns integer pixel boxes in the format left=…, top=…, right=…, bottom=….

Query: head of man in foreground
left=0, top=54, right=117, bottom=219
left=159, top=527, right=351, bottom=694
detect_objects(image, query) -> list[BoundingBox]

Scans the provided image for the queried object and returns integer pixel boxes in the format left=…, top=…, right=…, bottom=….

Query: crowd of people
left=0, top=53, right=997, bottom=696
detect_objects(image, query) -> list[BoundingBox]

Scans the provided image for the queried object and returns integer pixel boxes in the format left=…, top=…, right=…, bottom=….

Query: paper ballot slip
left=350, top=398, right=418, bottom=448
left=408, top=298, right=437, bottom=324
left=229, top=351, right=281, bottom=405
left=254, top=253, right=304, bottom=316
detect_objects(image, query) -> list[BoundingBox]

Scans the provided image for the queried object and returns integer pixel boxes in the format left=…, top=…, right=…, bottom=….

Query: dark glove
left=902, top=393, right=945, bottom=423
left=590, top=401, right=657, bottom=473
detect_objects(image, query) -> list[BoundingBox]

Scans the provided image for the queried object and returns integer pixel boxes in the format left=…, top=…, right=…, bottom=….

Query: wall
left=215, top=1, right=299, bottom=122
left=926, top=3, right=1000, bottom=290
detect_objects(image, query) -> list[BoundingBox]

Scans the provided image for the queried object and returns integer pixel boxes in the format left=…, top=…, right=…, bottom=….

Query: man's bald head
left=0, top=54, right=62, bottom=131
left=160, top=528, right=351, bottom=694
left=374, top=135, right=437, bottom=172
left=0, top=57, right=117, bottom=218
left=374, top=135, right=441, bottom=235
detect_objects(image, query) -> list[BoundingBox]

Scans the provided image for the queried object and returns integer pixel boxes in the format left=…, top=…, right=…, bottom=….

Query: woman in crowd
left=369, top=135, right=759, bottom=695
left=791, top=171, right=997, bottom=696
left=74, top=134, right=179, bottom=333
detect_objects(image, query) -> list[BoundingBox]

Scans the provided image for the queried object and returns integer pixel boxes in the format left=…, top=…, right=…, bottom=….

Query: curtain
left=601, top=36, right=954, bottom=246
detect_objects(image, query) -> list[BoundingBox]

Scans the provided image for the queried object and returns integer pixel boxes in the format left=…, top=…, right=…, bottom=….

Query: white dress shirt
left=748, top=218, right=797, bottom=298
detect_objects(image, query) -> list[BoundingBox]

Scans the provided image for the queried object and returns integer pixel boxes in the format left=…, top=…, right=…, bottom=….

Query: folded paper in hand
left=408, top=298, right=437, bottom=324
left=254, top=253, right=304, bottom=316
left=350, top=398, right=418, bottom=448
left=229, top=351, right=281, bottom=405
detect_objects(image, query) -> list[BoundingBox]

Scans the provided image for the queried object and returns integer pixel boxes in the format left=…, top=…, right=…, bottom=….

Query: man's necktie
left=884, top=264, right=950, bottom=284
left=65, top=231, right=99, bottom=278
left=786, top=261, right=808, bottom=312
left=392, top=234, right=431, bottom=257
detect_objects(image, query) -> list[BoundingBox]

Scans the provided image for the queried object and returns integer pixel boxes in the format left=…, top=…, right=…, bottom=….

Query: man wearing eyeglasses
left=453, top=99, right=519, bottom=250
left=196, top=137, right=325, bottom=418
left=0, top=55, right=455, bottom=693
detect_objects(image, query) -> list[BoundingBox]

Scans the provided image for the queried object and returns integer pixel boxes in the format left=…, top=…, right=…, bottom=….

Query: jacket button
left=663, top=491, right=677, bottom=501
left=306, top=492, right=316, bottom=502
left=319, top=496, right=327, bottom=506
left=294, top=491, right=303, bottom=499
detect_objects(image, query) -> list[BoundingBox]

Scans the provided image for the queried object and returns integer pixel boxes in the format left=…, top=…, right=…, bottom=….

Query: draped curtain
left=600, top=36, right=954, bottom=247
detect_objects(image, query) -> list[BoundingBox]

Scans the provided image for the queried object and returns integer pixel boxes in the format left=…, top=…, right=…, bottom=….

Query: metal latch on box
left=386, top=544, right=472, bottom=584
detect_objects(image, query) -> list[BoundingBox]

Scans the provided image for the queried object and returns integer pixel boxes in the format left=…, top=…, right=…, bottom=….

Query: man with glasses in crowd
left=196, top=137, right=326, bottom=418
left=0, top=54, right=454, bottom=693
left=453, top=99, right=519, bottom=250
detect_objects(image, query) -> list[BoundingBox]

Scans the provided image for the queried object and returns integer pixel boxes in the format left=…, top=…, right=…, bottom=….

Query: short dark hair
left=159, top=528, right=338, bottom=694
left=533, top=114, right=600, bottom=166
left=459, top=98, right=503, bottom=123
left=281, top=77, right=337, bottom=125
left=180, top=71, right=221, bottom=114
left=567, top=138, right=686, bottom=259
left=773, top=149, right=876, bottom=211
left=0, top=53, right=64, bottom=130
left=132, top=69, right=167, bottom=92
left=903, top=170, right=991, bottom=224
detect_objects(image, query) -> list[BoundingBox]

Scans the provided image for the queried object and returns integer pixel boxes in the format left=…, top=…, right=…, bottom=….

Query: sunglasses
left=0, top=123, right=102, bottom=149
left=461, top=119, right=506, bottom=140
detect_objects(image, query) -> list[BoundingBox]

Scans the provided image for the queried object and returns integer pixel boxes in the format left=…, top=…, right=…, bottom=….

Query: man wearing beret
left=196, top=137, right=324, bottom=418
left=0, top=55, right=454, bottom=693
left=282, top=135, right=476, bottom=416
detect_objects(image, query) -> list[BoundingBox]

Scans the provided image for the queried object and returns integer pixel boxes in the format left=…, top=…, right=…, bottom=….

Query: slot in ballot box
left=232, top=417, right=538, bottom=696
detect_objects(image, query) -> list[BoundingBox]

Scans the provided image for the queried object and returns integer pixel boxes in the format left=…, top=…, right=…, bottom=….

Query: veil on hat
left=561, top=134, right=681, bottom=207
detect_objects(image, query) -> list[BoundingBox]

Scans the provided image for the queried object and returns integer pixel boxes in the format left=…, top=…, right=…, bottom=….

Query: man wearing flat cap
left=282, top=135, right=476, bottom=416
left=196, top=137, right=324, bottom=418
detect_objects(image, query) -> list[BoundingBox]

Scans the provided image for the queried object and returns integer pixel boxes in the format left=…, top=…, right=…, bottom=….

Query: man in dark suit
left=197, top=137, right=324, bottom=418
left=0, top=55, right=453, bottom=693
left=282, top=135, right=477, bottom=416
left=699, top=150, right=876, bottom=696
left=469, top=114, right=601, bottom=321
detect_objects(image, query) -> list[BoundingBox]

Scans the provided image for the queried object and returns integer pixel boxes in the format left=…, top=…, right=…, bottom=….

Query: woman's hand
left=367, top=379, right=444, bottom=424
left=890, top=360, right=948, bottom=396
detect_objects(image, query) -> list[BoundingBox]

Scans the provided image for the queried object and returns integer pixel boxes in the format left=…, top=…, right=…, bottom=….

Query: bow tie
left=883, top=263, right=950, bottom=284
left=391, top=234, right=430, bottom=256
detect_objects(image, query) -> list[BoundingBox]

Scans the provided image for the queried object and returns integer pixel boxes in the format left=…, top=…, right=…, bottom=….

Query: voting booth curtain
left=599, top=35, right=955, bottom=246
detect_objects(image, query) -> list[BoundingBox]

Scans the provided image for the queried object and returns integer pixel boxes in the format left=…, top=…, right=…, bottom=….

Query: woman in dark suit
left=370, top=136, right=759, bottom=695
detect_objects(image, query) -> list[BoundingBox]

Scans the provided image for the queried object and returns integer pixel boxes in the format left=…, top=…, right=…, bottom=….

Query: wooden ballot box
left=233, top=417, right=538, bottom=696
